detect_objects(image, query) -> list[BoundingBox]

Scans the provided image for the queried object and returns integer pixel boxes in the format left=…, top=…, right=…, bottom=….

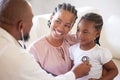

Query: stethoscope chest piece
left=81, top=56, right=89, bottom=62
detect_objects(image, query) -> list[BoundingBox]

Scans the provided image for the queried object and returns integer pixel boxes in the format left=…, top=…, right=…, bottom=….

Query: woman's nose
left=57, top=23, right=64, bottom=31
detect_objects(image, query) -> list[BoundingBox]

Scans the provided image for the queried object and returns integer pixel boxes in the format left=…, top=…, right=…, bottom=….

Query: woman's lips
left=55, top=30, right=62, bottom=36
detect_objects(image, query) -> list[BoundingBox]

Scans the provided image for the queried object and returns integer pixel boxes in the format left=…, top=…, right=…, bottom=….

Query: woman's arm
left=65, top=34, right=79, bottom=45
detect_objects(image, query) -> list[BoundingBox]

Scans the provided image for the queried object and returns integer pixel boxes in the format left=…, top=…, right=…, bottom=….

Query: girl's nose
left=77, top=32, right=83, bottom=39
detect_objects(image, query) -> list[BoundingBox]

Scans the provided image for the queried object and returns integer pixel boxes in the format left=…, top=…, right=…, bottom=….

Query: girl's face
left=50, top=10, right=75, bottom=40
left=76, top=19, right=99, bottom=46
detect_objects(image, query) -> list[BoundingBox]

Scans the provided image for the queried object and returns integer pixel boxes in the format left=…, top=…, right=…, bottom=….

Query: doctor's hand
left=73, top=62, right=91, bottom=78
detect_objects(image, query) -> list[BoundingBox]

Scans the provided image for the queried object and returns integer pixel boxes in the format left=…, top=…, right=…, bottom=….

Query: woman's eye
left=55, top=20, right=61, bottom=24
left=65, top=24, right=71, bottom=28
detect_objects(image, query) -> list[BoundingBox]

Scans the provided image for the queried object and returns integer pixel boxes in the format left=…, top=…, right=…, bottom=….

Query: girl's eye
left=83, top=31, right=88, bottom=34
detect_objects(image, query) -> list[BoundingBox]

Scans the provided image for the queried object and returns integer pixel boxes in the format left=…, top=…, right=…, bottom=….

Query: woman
left=28, top=3, right=83, bottom=76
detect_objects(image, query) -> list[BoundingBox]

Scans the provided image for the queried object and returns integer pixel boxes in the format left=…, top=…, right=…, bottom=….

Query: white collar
left=0, top=27, right=21, bottom=47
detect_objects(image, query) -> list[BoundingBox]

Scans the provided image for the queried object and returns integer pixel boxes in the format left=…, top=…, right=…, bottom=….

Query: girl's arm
left=89, top=60, right=118, bottom=80
left=100, top=60, right=118, bottom=80
left=101, top=66, right=107, bottom=77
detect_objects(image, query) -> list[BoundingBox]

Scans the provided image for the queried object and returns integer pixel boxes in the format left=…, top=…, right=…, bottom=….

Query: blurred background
left=28, top=0, right=120, bottom=23
left=28, top=0, right=120, bottom=49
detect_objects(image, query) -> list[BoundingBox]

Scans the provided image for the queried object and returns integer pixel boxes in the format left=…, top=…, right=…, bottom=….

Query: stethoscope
left=81, top=56, right=89, bottom=62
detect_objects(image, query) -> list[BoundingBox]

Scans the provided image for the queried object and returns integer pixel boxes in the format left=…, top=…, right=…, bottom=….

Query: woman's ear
left=48, top=14, right=54, bottom=28
left=50, top=14, right=53, bottom=21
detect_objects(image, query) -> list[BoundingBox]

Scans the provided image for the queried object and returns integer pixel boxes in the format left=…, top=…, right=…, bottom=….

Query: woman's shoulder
left=28, top=36, right=49, bottom=49
left=33, top=36, right=47, bottom=45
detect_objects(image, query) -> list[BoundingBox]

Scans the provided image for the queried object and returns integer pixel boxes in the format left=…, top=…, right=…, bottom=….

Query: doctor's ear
left=17, top=20, right=25, bottom=32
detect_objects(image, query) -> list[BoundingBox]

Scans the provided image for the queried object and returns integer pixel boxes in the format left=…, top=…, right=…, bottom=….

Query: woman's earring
left=47, top=20, right=51, bottom=28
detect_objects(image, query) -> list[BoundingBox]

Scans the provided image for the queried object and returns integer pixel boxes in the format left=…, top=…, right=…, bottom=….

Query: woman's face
left=50, top=10, right=75, bottom=40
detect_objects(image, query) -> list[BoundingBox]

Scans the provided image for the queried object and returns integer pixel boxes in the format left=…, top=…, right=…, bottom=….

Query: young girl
left=69, top=13, right=118, bottom=80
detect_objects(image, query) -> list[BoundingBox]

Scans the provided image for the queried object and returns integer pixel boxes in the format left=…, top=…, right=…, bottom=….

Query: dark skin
left=76, top=19, right=118, bottom=80
left=47, top=10, right=91, bottom=78
left=0, top=0, right=91, bottom=79
left=0, top=0, right=33, bottom=41
left=89, top=61, right=118, bottom=80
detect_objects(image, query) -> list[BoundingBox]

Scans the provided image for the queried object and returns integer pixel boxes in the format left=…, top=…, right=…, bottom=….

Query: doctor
left=0, top=0, right=91, bottom=80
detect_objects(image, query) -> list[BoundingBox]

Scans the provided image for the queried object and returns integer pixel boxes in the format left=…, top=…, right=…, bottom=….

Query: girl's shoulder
left=96, top=44, right=110, bottom=53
